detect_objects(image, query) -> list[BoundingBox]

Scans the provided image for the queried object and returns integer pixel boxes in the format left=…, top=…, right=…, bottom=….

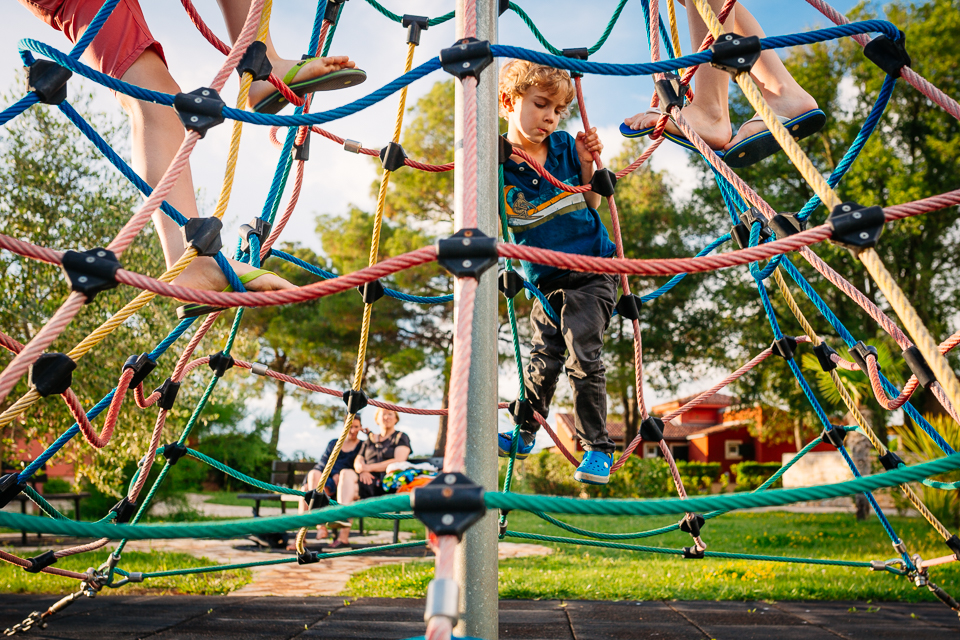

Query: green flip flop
left=253, top=59, right=367, bottom=114
left=175, top=268, right=276, bottom=319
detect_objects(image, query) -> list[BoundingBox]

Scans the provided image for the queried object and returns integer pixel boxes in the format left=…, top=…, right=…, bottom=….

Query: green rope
left=922, top=478, right=960, bottom=490
left=361, top=0, right=454, bottom=27
left=22, top=486, right=68, bottom=520
left=184, top=449, right=305, bottom=496
left=506, top=0, right=630, bottom=56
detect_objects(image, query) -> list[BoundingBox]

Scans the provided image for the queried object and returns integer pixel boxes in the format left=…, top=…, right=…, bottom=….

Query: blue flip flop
left=723, top=109, right=826, bottom=168
left=619, top=111, right=725, bottom=157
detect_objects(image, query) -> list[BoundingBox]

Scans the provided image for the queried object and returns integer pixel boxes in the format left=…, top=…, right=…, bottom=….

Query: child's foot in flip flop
left=249, top=55, right=363, bottom=114
left=722, top=92, right=822, bottom=167
left=724, top=91, right=819, bottom=151
left=172, top=256, right=295, bottom=294
left=623, top=102, right=732, bottom=151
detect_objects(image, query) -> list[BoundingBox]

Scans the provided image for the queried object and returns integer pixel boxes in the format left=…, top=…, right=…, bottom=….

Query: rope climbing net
left=1, top=0, right=960, bottom=637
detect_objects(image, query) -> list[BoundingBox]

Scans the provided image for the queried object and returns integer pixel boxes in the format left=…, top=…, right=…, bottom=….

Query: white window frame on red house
left=725, top=439, right=743, bottom=460
left=642, top=443, right=659, bottom=458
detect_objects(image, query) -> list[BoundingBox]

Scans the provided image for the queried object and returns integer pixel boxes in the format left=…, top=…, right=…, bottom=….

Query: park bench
left=1, top=470, right=90, bottom=545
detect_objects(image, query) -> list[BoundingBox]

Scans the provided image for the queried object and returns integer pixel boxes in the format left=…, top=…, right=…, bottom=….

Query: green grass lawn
left=344, top=510, right=960, bottom=602
left=0, top=547, right=251, bottom=595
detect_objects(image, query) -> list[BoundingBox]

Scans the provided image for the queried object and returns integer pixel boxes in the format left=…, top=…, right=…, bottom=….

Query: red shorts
left=19, top=0, right=166, bottom=79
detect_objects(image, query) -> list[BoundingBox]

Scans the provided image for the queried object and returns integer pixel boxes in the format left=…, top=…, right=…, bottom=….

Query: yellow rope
left=666, top=0, right=685, bottom=77
left=297, top=41, right=418, bottom=554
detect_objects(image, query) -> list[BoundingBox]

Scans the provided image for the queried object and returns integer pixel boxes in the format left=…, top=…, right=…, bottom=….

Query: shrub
left=499, top=451, right=674, bottom=499
left=731, top=462, right=782, bottom=492
left=675, top=461, right=722, bottom=494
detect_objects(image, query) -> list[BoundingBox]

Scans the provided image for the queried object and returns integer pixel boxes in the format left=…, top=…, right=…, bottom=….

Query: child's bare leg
left=299, top=469, right=329, bottom=539
left=116, top=49, right=293, bottom=292
left=215, top=0, right=357, bottom=110
left=336, top=470, right=359, bottom=543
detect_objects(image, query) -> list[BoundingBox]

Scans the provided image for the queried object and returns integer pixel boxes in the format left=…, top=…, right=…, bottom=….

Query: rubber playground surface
left=1, top=594, right=958, bottom=639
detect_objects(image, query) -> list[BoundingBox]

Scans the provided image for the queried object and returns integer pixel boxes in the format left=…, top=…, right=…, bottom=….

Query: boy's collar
left=502, top=131, right=565, bottom=168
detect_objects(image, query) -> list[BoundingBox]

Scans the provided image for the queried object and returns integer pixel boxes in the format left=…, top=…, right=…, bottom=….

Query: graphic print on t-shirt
left=504, top=183, right=589, bottom=230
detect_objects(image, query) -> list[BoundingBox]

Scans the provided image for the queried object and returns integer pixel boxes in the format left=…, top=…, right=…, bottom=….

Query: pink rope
left=0, top=549, right=88, bottom=580
left=444, top=278, right=477, bottom=472
left=425, top=535, right=458, bottom=640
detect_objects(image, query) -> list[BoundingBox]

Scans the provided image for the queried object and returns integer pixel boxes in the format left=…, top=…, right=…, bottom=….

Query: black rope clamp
left=0, top=473, right=26, bottom=509
left=679, top=512, right=705, bottom=538
left=589, top=168, right=618, bottom=197
left=25, top=550, right=58, bottom=574
left=731, top=207, right=772, bottom=249
left=380, top=141, right=408, bottom=172
left=508, top=398, right=535, bottom=428
left=161, top=442, right=188, bottom=466
left=111, top=496, right=137, bottom=524
left=878, top=450, right=903, bottom=472
left=155, top=378, right=181, bottom=411
left=239, top=218, right=273, bottom=254
left=297, top=550, right=320, bottom=565
left=61, top=248, right=121, bottom=302
left=849, top=341, right=879, bottom=375
left=682, top=546, right=705, bottom=559
left=27, top=59, right=72, bottom=105
left=29, top=352, right=76, bottom=397
left=182, top=217, right=223, bottom=257
left=640, top=416, right=664, bottom=443
left=902, top=346, right=936, bottom=388
left=827, top=201, right=885, bottom=256
left=440, top=38, right=493, bottom=81
left=821, top=426, right=847, bottom=449
left=208, top=351, right=235, bottom=378
left=302, top=489, right=330, bottom=510
left=293, top=129, right=311, bottom=161
left=122, top=353, right=157, bottom=389
left=812, top=342, right=838, bottom=372
left=342, top=389, right=368, bottom=414
left=236, top=40, right=272, bottom=81
left=654, top=73, right=684, bottom=114
left=498, top=0, right=510, bottom=16
left=358, top=279, right=386, bottom=304
left=615, top=293, right=641, bottom=321
left=412, top=472, right=485, bottom=539
left=437, top=229, right=498, bottom=279
left=562, top=48, right=589, bottom=77
left=945, top=534, right=960, bottom=562
left=771, top=336, right=798, bottom=360
left=174, top=87, right=225, bottom=138
left=768, top=212, right=807, bottom=239
left=402, top=15, right=429, bottom=46
left=498, top=136, right=514, bottom=165
left=710, top=33, right=761, bottom=75
left=498, top=270, right=524, bottom=299
left=864, top=31, right=911, bottom=78
left=324, top=0, right=347, bottom=24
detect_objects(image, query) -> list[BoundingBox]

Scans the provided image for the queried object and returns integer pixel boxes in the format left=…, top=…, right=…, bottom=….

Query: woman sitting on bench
left=333, top=408, right=410, bottom=549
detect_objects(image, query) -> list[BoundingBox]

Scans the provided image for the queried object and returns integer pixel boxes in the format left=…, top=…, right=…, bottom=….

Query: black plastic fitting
left=437, top=229, right=498, bottom=279
left=731, top=207, right=772, bottom=249
left=174, top=87, right=225, bottom=138
left=679, top=513, right=706, bottom=538
left=182, top=217, right=224, bottom=257
left=342, top=389, right=368, bottom=414
left=498, top=0, right=510, bottom=16
left=357, top=279, right=386, bottom=304
left=324, top=0, right=347, bottom=24
left=849, top=341, right=879, bottom=375
left=412, top=472, right=485, bottom=539
left=27, top=59, right=72, bottom=105
left=111, top=497, right=137, bottom=524
left=0, top=473, right=26, bottom=509
left=402, top=15, right=430, bottom=45
left=498, top=136, right=514, bottom=165
left=499, top=270, right=524, bottom=299
left=878, top=450, right=904, bottom=472
left=710, top=33, right=761, bottom=75
left=562, top=47, right=588, bottom=77
left=293, top=129, right=311, bottom=161
left=302, top=489, right=330, bottom=510
left=768, top=212, right=807, bottom=239
left=239, top=218, right=273, bottom=255
left=902, top=346, right=936, bottom=388
left=162, top=442, right=188, bottom=466
left=156, top=378, right=181, bottom=411
left=654, top=73, right=684, bottom=113
left=615, top=293, right=641, bottom=321
left=589, top=168, right=618, bottom=197
left=945, top=534, right=960, bottom=562
left=821, top=427, right=848, bottom=448
left=863, top=32, right=911, bottom=78
left=827, top=201, right=885, bottom=256
left=25, top=550, right=58, bottom=573
left=812, top=343, right=839, bottom=372
left=771, top=336, right=798, bottom=360
left=208, top=351, right=235, bottom=378
left=122, top=353, right=157, bottom=389
left=61, top=248, right=121, bottom=302
left=682, top=546, right=705, bottom=559
left=440, top=38, right=493, bottom=81
left=298, top=550, right=320, bottom=564
left=379, top=142, right=408, bottom=172
left=237, top=41, right=272, bottom=81
left=508, top=398, right=535, bottom=428
left=640, top=416, right=664, bottom=443
left=29, top=352, right=76, bottom=397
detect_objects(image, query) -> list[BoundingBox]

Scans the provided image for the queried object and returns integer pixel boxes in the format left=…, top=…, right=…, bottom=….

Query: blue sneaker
left=574, top=451, right=613, bottom=485
left=497, top=431, right=535, bottom=459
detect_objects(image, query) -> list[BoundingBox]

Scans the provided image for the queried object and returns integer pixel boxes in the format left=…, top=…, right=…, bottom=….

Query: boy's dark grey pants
left=522, top=271, right=618, bottom=454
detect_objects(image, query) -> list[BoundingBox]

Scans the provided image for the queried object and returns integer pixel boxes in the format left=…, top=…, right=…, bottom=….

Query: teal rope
left=184, top=449, right=305, bottom=496
left=361, top=0, right=454, bottom=27
left=507, top=0, right=630, bottom=56
left=22, top=486, right=68, bottom=520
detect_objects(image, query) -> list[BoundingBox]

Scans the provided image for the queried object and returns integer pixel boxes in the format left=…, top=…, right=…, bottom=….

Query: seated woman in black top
left=334, top=408, right=410, bottom=548
left=299, top=415, right=363, bottom=543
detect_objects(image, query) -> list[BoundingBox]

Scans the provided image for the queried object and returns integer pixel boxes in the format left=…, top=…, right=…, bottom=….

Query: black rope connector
left=29, top=352, right=76, bottom=397
left=27, top=59, right=72, bottom=105
left=878, top=450, right=904, bottom=472
left=678, top=512, right=705, bottom=538
left=945, top=534, right=960, bottom=562
left=615, top=293, right=641, bottom=321
left=358, top=279, right=386, bottom=304
left=589, top=168, right=618, bottom=197
left=380, top=141, right=408, bottom=172
left=498, top=136, right=514, bottom=165
left=122, top=353, right=157, bottom=389
left=0, top=473, right=26, bottom=509
left=342, top=389, right=368, bottom=414
left=863, top=31, right=911, bottom=78
left=440, top=38, right=493, bottom=81
left=731, top=207, right=772, bottom=250
left=161, top=442, right=188, bottom=466
left=293, top=129, right=311, bottom=161
left=902, top=346, right=936, bottom=388
left=25, top=550, right=58, bottom=573
left=821, top=426, right=848, bottom=449
left=561, top=48, right=589, bottom=77
left=61, top=248, right=121, bottom=302
left=710, top=33, right=761, bottom=75
left=498, top=270, right=524, bottom=299
left=182, top=217, right=224, bottom=257
left=640, top=416, right=664, bottom=443
left=827, top=201, right=885, bottom=256
left=771, top=336, right=798, bottom=360
left=174, top=87, right=225, bottom=138
left=812, top=343, right=839, bottom=372
left=508, top=398, right=535, bottom=428
left=239, top=218, right=273, bottom=255
left=236, top=40, right=272, bottom=81
left=324, top=0, right=347, bottom=24
left=208, top=351, right=235, bottom=378
left=654, top=73, right=684, bottom=114
left=498, top=0, right=510, bottom=16
left=437, top=228, right=498, bottom=279
left=402, top=15, right=430, bottom=46
left=682, top=546, right=705, bottom=559
left=156, top=378, right=181, bottom=411
left=302, top=489, right=330, bottom=510
left=412, top=472, right=485, bottom=539
left=297, top=550, right=320, bottom=565
left=849, top=341, right=879, bottom=375
left=768, top=212, right=807, bottom=239
left=111, top=497, right=137, bottom=524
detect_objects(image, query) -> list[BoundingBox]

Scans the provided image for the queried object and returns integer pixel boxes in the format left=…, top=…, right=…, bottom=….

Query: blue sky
left=1, top=0, right=868, bottom=458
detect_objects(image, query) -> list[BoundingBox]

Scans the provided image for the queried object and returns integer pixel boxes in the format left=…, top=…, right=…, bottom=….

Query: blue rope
left=640, top=234, right=731, bottom=304
left=69, top=0, right=120, bottom=60
left=19, top=392, right=114, bottom=481
left=0, top=94, right=40, bottom=128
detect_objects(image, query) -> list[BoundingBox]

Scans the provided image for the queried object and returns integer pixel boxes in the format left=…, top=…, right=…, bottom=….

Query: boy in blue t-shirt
left=497, top=59, right=618, bottom=485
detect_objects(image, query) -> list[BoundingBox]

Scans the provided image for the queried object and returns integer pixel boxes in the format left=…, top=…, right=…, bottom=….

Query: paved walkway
left=1, top=595, right=957, bottom=639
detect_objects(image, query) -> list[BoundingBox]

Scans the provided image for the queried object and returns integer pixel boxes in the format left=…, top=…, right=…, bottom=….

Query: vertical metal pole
left=453, top=0, right=498, bottom=638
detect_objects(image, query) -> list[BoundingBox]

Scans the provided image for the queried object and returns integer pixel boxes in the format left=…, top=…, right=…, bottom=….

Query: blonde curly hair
left=498, top=59, right=575, bottom=118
